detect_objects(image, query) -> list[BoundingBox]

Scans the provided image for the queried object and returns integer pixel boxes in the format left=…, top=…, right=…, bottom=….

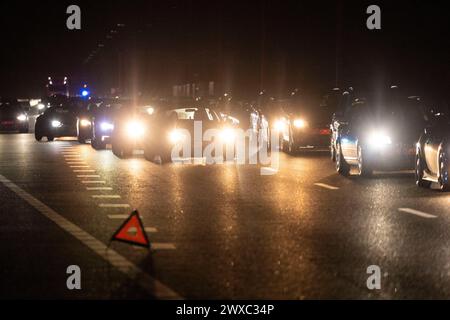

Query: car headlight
left=126, top=121, right=145, bottom=138
left=168, top=129, right=186, bottom=144
left=146, top=107, right=155, bottom=115
left=219, top=127, right=236, bottom=144
left=100, top=122, right=114, bottom=131
left=80, top=119, right=91, bottom=127
left=273, top=119, right=287, bottom=132
left=293, top=118, right=307, bottom=128
left=16, top=114, right=27, bottom=121
left=368, top=131, right=392, bottom=148
left=51, top=120, right=62, bottom=128
left=37, top=103, right=45, bottom=110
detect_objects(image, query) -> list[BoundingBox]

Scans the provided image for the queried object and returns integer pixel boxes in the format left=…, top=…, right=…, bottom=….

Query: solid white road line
left=314, top=183, right=340, bottom=190
left=398, top=208, right=438, bottom=219
left=0, top=174, right=181, bottom=299
left=99, top=204, right=130, bottom=208
left=77, top=175, right=100, bottom=178
left=82, top=181, right=106, bottom=184
left=87, top=187, right=113, bottom=190
left=92, top=195, right=121, bottom=199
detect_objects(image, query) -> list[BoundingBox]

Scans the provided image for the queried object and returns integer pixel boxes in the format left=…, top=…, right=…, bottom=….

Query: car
left=332, top=90, right=427, bottom=176
left=278, top=94, right=336, bottom=154
left=142, top=106, right=227, bottom=163
left=416, top=108, right=450, bottom=191
left=34, top=97, right=85, bottom=141
left=90, top=101, right=128, bottom=150
left=0, top=99, right=29, bottom=133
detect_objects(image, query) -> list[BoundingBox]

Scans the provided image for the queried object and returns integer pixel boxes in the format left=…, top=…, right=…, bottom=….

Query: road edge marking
left=0, top=174, right=182, bottom=300
left=314, top=183, right=340, bottom=190
left=398, top=207, right=438, bottom=219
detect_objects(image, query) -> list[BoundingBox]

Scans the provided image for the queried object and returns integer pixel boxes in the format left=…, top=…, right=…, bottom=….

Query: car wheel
left=336, top=142, right=350, bottom=176
left=34, top=131, right=43, bottom=141
left=91, top=138, right=106, bottom=150
left=438, top=151, right=449, bottom=191
left=78, top=136, right=87, bottom=144
left=143, top=145, right=156, bottom=162
left=357, top=145, right=373, bottom=177
left=47, top=136, right=54, bottom=142
left=112, top=142, right=132, bottom=158
left=415, top=152, right=431, bottom=188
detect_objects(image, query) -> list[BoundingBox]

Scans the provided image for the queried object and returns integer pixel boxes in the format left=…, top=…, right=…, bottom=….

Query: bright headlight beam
left=17, top=114, right=27, bottom=121
left=368, top=131, right=392, bottom=147
left=126, top=121, right=145, bottom=138
left=220, top=128, right=236, bottom=144
left=293, top=119, right=306, bottom=128
left=100, top=122, right=114, bottom=131
left=273, top=119, right=286, bottom=132
left=51, top=120, right=62, bottom=128
left=168, top=129, right=185, bottom=144
left=80, top=119, right=91, bottom=127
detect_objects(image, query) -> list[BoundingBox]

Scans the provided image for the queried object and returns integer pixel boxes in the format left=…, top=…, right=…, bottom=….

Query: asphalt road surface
left=1, top=133, right=450, bottom=299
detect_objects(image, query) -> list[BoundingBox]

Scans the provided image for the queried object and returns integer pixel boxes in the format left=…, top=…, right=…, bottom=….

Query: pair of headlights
left=123, top=120, right=237, bottom=145
left=274, top=118, right=307, bottom=131
left=80, top=119, right=114, bottom=131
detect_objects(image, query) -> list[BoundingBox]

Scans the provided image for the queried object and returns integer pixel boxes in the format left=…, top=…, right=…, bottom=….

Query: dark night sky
left=0, top=0, right=449, bottom=100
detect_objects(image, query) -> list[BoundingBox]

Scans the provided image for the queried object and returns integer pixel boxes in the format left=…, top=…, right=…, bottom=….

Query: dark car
left=416, top=108, right=450, bottom=191
left=76, top=101, right=101, bottom=144
left=34, top=97, right=85, bottom=141
left=332, top=92, right=427, bottom=176
left=90, top=101, right=128, bottom=149
left=142, top=106, right=225, bottom=163
left=280, top=97, right=335, bottom=153
left=111, top=102, right=226, bottom=161
left=0, top=100, right=29, bottom=133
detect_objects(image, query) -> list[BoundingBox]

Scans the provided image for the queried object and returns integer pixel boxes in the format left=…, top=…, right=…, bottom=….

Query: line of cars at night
left=28, top=87, right=450, bottom=191
left=329, top=86, right=450, bottom=191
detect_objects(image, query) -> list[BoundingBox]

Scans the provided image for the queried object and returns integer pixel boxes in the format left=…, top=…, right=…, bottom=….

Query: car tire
left=34, top=131, right=43, bottom=141
left=78, top=136, right=87, bottom=144
left=91, top=138, right=106, bottom=150
left=112, top=142, right=132, bottom=159
left=336, top=142, right=350, bottom=176
left=415, top=152, right=431, bottom=188
left=357, top=145, right=373, bottom=177
left=438, top=151, right=449, bottom=191
left=47, top=136, right=54, bottom=142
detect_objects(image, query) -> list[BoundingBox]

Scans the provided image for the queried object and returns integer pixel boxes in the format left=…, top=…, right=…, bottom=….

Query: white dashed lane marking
left=398, top=208, right=438, bottom=219
left=82, top=181, right=106, bottom=184
left=0, top=174, right=181, bottom=299
left=92, top=195, right=121, bottom=199
left=99, top=204, right=131, bottom=208
left=108, top=214, right=134, bottom=219
left=314, top=183, right=340, bottom=190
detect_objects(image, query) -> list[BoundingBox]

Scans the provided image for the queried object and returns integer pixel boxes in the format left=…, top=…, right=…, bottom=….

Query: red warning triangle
left=111, top=210, right=150, bottom=248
